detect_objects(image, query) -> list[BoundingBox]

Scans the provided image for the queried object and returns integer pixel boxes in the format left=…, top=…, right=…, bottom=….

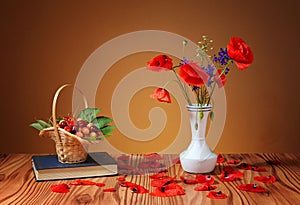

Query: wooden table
left=0, top=153, right=299, bottom=205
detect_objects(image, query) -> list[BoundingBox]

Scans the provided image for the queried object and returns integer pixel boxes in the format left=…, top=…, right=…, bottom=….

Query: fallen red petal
left=130, top=184, right=149, bottom=194
left=180, top=176, right=198, bottom=184
left=254, top=175, right=276, bottom=183
left=150, top=183, right=185, bottom=197
left=219, top=167, right=244, bottom=182
left=196, top=174, right=215, bottom=185
left=236, top=184, right=267, bottom=193
left=151, top=176, right=175, bottom=187
left=237, top=163, right=267, bottom=172
left=266, top=160, right=281, bottom=165
left=103, top=188, right=116, bottom=192
left=70, top=179, right=96, bottom=185
left=226, top=159, right=240, bottom=165
left=116, top=176, right=126, bottom=182
left=217, top=154, right=225, bottom=163
left=194, top=185, right=217, bottom=191
left=96, top=182, right=106, bottom=187
left=206, top=191, right=227, bottom=199
left=150, top=171, right=166, bottom=179
left=50, top=183, right=70, bottom=193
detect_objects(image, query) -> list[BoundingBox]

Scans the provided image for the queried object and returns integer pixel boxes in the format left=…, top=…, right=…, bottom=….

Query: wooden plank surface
left=0, top=153, right=299, bottom=205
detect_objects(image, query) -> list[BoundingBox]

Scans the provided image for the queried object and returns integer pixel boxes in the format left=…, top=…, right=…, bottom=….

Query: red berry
left=64, top=126, right=71, bottom=132
left=59, top=120, right=68, bottom=128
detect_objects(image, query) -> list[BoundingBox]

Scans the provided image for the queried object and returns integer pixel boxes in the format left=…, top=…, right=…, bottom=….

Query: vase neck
left=187, top=105, right=211, bottom=140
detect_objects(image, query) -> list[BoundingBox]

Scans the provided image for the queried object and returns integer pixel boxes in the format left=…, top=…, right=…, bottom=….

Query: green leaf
left=92, top=116, right=113, bottom=129
left=101, top=125, right=116, bottom=135
left=36, top=120, right=51, bottom=128
left=194, top=122, right=198, bottom=130
left=210, top=111, right=214, bottom=121
left=30, top=123, right=44, bottom=131
left=77, top=108, right=100, bottom=122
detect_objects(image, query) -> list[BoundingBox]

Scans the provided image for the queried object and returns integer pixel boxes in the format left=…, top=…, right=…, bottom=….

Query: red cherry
left=64, top=126, right=71, bottom=132
left=59, top=120, right=68, bottom=128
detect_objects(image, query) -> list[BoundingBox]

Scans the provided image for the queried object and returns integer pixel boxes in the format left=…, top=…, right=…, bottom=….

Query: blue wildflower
left=213, top=48, right=230, bottom=65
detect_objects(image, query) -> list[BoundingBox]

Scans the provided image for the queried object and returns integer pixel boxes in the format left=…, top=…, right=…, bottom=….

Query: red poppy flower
left=150, top=88, right=171, bottom=103
left=50, top=183, right=70, bottom=193
left=227, top=37, right=254, bottom=70
left=226, top=159, right=240, bottom=165
left=237, top=163, right=267, bottom=172
left=194, top=185, right=217, bottom=191
left=103, top=188, right=116, bottom=192
left=70, top=179, right=96, bottom=186
left=236, top=184, right=267, bottom=193
left=220, top=166, right=244, bottom=182
left=206, top=191, right=227, bottom=199
left=217, top=154, right=225, bottom=163
left=254, top=175, right=276, bottom=183
left=178, top=62, right=209, bottom=86
left=180, top=176, right=198, bottom=184
left=196, top=174, right=215, bottom=185
left=147, top=54, right=173, bottom=71
left=149, top=183, right=185, bottom=197
left=150, top=176, right=176, bottom=187
left=214, top=69, right=226, bottom=88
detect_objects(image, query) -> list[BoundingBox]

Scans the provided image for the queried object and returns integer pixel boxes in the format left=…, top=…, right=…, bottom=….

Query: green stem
left=172, top=70, right=192, bottom=105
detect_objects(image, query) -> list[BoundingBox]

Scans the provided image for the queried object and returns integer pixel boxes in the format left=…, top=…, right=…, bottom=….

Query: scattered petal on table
left=226, top=159, right=240, bottom=165
left=151, top=176, right=176, bottom=187
left=220, top=166, right=244, bottom=182
left=194, top=184, right=217, bottom=191
left=70, top=179, right=96, bottom=185
left=180, top=175, right=198, bottom=184
left=236, top=183, right=267, bottom=193
left=238, top=163, right=267, bottom=172
left=254, top=175, right=276, bottom=183
left=50, top=183, right=70, bottom=193
left=196, top=174, right=215, bottom=185
left=206, top=191, right=227, bottom=199
left=95, top=182, right=106, bottom=187
left=149, top=183, right=185, bottom=197
left=143, top=153, right=163, bottom=160
left=130, top=184, right=149, bottom=194
left=217, top=154, right=225, bottom=163
left=103, top=188, right=116, bottom=192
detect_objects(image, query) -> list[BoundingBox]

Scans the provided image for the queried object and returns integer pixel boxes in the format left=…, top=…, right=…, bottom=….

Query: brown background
left=1, top=0, right=299, bottom=153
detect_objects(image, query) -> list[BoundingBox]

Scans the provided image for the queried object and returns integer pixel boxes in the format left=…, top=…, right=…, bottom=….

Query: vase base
left=179, top=153, right=217, bottom=174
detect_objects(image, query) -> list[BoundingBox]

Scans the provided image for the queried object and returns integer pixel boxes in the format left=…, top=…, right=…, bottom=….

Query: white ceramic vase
left=179, top=104, right=217, bottom=173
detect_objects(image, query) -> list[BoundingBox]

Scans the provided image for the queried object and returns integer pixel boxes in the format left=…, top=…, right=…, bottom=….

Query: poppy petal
left=206, top=191, right=227, bottom=199
left=217, top=154, right=225, bottom=163
left=70, top=179, right=96, bottom=185
left=196, top=174, right=215, bottom=185
left=50, top=183, right=70, bottom=193
left=194, top=185, right=217, bottom=191
left=236, top=184, right=267, bottom=193
left=103, top=188, right=116, bottom=192
left=180, top=176, right=198, bottom=184
left=254, top=175, right=276, bottom=183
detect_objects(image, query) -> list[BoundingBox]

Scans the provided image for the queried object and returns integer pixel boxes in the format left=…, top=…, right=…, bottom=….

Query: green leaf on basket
left=30, top=123, right=44, bottom=131
left=36, top=120, right=51, bottom=128
left=101, top=125, right=116, bottom=136
left=92, top=116, right=113, bottom=129
left=77, top=108, right=100, bottom=122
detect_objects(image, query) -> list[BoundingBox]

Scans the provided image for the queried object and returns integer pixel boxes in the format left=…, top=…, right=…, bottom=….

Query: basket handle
left=52, top=84, right=88, bottom=143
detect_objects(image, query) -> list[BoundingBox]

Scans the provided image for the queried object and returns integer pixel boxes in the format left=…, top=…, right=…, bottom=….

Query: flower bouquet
left=146, top=36, right=254, bottom=173
left=30, top=84, right=115, bottom=164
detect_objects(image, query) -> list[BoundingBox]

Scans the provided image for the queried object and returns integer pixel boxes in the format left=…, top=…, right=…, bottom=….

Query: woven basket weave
left=39, top=84, right=89, bottom=164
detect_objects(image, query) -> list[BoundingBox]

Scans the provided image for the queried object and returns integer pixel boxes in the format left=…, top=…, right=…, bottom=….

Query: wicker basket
left=39, top=84, right=90, bottom=164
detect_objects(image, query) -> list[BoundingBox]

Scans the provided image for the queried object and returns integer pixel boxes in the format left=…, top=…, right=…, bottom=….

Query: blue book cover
left=32, top=152, right=118, bottom=181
